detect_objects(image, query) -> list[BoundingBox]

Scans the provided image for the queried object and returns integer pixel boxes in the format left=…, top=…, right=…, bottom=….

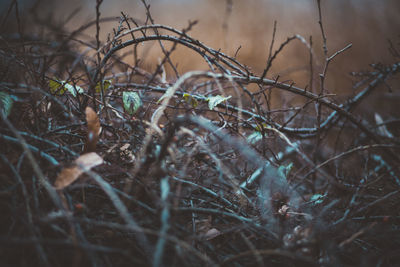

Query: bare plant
left=1, top=0, right=400, bottom=266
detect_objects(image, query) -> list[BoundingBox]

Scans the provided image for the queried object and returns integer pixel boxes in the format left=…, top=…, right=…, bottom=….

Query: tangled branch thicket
left=1, top=1, right=400, bottom=266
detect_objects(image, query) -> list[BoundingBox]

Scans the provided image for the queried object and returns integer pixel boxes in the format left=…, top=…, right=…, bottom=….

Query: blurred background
left=2, top=0, right=400, bottom=117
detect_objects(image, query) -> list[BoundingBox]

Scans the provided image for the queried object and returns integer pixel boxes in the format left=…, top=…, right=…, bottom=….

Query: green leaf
left=247, top=131, right=262, bottom=144
left=254, top=123, right=268, bottom=132
left=49, top=80, right=66, bottom=95
left=64, top=82, right=84, bottom=97
left=277, top=162, right=293, bottom=181
left=206, top=95, right=231, bottom=110
left=49, top=79, right=84, bottom=97
left=95, top=80, right=112, bottom=94
left=123, top=91, right=142, bottom=115
left=310, top=193, right=325, bottom=205
left=183, top=93, right=198, bottom=108
left=0, top=92, right=13, bottom=118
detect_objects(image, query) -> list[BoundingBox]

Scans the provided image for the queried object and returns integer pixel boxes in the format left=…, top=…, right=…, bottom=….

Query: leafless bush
left=1, top=0, right=400, bottom=266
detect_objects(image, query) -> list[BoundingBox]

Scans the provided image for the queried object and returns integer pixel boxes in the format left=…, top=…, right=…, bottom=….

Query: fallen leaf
left=54, top=152, right=103, bottom=190
left=120, top=143, right=135, bottom=163
left=75, top=151, right=103, bottom=171
left=84, top=107, right=101, bottom=153
left=278, top=204, right=290, bottom=216
left=204, top=228, right=221, bottom=240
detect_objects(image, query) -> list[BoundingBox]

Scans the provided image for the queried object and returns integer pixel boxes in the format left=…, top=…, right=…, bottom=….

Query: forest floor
left=1, top=1, right=400, bottom=266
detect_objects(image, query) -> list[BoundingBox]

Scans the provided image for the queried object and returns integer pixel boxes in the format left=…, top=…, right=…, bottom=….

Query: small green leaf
left=123, top=91, right=142, bottom=115
left=247, top=131, right=262, bottom=144
left=49, top=79, right=84, bottom=97
left=183, top=93, right=198, bottom=108
left=277, top=162, right=293, bottom=181
left=254, top=123, right=268, bottom=132
left=64, top=82, right=84, bottom=97
left=310, top=193, right=325, bottom=205
left=95, top=80, right=112, bottom=94
left=207, top=95, right=231, bottom=110
left=49, top=80, right=67, bottom=95
left=0, top=92, right=13, bottom=118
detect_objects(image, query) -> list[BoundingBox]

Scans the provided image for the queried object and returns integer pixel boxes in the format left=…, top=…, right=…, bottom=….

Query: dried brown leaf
left=54, top=152, right=103, bottom=190
left=75, top=152, right=104, bottom=170
left=84, top=106, right=101, bottom=153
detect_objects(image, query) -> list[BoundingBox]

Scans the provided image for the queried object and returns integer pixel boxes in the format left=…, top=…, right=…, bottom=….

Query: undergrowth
left=1, top=0, right=400, bottom=266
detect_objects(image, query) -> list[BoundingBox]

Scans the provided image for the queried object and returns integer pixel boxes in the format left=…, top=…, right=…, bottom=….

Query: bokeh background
left=2, top=0, right=400, bottom=117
